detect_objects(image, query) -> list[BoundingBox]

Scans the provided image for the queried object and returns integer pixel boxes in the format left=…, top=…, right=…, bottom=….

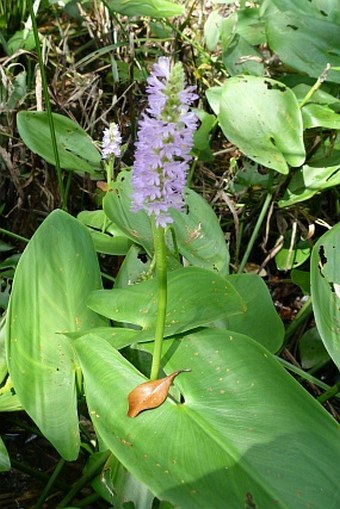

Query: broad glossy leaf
left=75, top=330, right=340, bottom=508
left=265, top=7, right=340, bottom=83
left=88, top=267, right=244, bottom=338
left=279, top=164, right=340, bottom=207
left=0, top=436, right=10, bottom=472
left=311, top=223, right=340, bottom=368
left=6, top=210, right=108, bottom=460
left=104, top=171, right=230, bottom=274
left=17, top=111, right=101, bottom=174
left=221, top=273, right=284, bottom=352
left=218, top=76, right=305, bottom=173
left=106, top=0, right=183, bottom=17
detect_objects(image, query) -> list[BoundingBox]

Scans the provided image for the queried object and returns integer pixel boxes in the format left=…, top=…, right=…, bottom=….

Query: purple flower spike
left=102, top=122, right=122, bottom=159
left=131, top=57, right=198, bottom=227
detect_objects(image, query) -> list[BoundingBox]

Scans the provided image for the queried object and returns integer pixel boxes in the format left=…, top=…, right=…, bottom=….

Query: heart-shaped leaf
left=88, top=267, right=245, bottom=339
left=216, top=76, right=305, bottom=173
left=75, top=330, right=340, bottom=508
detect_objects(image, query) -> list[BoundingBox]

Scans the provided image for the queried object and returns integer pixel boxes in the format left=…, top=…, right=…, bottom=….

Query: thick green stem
left=150, top=220, right=167, bottom=380
left=237, top=174, right=274, bottom=274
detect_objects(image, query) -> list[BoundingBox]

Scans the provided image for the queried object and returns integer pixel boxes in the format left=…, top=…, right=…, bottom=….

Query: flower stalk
left=131, top=57, right=197, bottom=380
left=150, top=220, right=168, bottom=380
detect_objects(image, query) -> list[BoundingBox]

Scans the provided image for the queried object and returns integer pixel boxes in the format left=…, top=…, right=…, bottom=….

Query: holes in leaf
left=287, top=24, right=299, bottom=30
left=264, top=80, right=286, bottom=93
left=137, top=253, right=148, bottom=264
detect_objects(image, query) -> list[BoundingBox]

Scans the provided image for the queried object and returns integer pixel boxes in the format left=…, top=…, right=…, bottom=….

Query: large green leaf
left=216, top=76, right=305, bottom=173
left=104, top=171, right=230, bottom=274
left=88, top=267, right=244, bottom=339
left=74, top=330, right=340, bottom=508
left=6, top=210, right=108, bottom=460
left=0, top=436, right=10, bottom=472
left=106, top=0, right=183, bottom=18
left=264, top=3, right=340, bottom=83
left=17, top=111, right=101, bottom=174
left=311, top=222, right=340, bottom=369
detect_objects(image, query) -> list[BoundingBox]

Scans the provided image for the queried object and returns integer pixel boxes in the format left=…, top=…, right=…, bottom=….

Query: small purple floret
left=131, top=57, right=198, bottom=227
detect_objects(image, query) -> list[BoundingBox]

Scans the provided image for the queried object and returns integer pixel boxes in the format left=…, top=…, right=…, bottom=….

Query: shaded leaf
left=264, top=4, right=340, bottom=83
left=128, top=369, right=190, bottom=418
left=0, top=436, right=10, bottom=472
left=17, top=111, right=101, bottom=174
left=311, top=223, right=340, bottom=369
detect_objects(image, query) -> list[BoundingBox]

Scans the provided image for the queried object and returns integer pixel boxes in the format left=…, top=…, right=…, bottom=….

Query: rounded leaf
left=218, top=76, right=306, bottom=173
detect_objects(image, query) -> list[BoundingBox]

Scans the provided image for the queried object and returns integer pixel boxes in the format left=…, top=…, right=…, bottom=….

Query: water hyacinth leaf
left=298, top=327, right=330, bottom=370
left=106, top=0, right=184, bottom=18
left=0, top=389, right=22, bottom=412
left=278, top=164, right=340, bottom=207
left=104, top=171, right=154, bottom=256
left=0, top=436, right=10, bottom=472
left=77, top=210, right=132, bottom=255
left=104, top=171, right=230, bottom=274
left=221, top=274, right=284, bottom=353
left=171, top=189, right=230, bottom=275
left=6, top=210, right=108, bottom=460
left=311, top=223, right=340, bottom=369
left=17, top=111, right=101, bottom=174
left=302, top=103, right=340, bottom=130
left=222, top=34, right=264, bottom=76
left=218, top=76, right=305, bottom=173
left=275, top=237, right=311, bottom=271
left=88, top=267, right=245, bottom=338
left=291, top=269, right=310, bottom=295
left=74, top=330, right=340, bottom=508
left=265, top=7, right=340, bottom=83
left=204, top=11, right=223, bottom=51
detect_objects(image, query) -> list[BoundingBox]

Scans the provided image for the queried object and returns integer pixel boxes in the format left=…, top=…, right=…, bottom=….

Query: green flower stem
left=237, top=172, right=274, bottom=274
left=150, top=219, right=168, bottom=380
left=299, top=63, right=331, bottom=109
